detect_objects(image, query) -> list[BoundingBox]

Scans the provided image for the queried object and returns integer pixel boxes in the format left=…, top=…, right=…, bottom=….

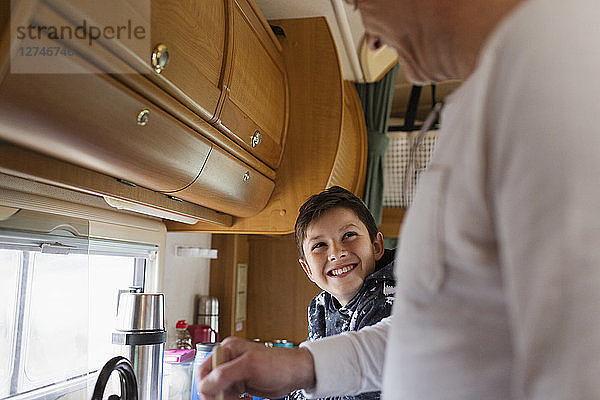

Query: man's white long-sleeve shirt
left=302, top=0, right=600, bottom=398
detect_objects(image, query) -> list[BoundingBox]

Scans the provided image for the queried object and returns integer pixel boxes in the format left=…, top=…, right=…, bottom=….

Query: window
left=0, top=212, right=157, bottom=400
left=0, top=251, right=20, bottom=399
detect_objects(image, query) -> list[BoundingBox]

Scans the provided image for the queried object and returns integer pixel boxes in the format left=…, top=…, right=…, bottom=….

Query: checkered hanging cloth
left=382, top=130, right=438, bottom=208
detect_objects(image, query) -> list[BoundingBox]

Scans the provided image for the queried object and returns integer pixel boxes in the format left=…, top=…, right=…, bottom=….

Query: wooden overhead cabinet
left=0, top=2, right=366, bottom=232
left=167, top=17, right=368, bottom=234
left=0, top=0, right=284, bottom=221
left=0, top=62, right=212, bottom=195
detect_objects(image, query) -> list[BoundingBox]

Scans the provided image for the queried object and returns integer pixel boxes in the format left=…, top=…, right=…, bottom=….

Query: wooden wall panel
left=209, top=234, right=249, bottom=339
left=379, top=207, right=406, bottom=238
left=246, top=234, right=320, bottom=345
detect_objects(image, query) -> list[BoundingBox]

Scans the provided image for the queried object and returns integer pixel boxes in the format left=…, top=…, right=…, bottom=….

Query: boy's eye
left=342, top=231, right=357, bottom=240
left=311, top=242, right=326, bottom=251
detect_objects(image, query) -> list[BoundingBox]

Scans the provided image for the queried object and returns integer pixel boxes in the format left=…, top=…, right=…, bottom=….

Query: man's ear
left=373, top=231, right=385, bottom=261
left=299, top=258, right=314, bottom=281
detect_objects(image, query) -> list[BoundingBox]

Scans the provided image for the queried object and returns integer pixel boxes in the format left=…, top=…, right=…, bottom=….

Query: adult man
left=200, top=0, right=600, bottom=398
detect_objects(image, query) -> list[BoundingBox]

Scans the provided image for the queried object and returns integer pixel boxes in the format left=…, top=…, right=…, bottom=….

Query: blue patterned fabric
left=289, top=248, right=396, bottom=400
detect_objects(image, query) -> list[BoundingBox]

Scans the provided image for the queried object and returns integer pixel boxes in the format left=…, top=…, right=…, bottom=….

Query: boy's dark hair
left=294, top=186, right=378, bottom=260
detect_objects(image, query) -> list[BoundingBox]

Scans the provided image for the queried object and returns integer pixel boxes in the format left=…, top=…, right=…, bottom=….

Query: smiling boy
left=293, top=186, right=395, bottom=399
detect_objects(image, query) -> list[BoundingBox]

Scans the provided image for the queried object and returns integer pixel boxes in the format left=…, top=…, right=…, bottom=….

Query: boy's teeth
left=331, top=265, right=354, bottom=276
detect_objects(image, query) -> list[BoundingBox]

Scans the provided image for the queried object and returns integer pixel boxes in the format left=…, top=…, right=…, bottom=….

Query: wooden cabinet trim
left=0, top=144, right=233, bottom=227
left=211, top=0, right=236, bottom=125
left=327, top=81, right=368, bottom=195
left=348, top=81, right=368, bottom=196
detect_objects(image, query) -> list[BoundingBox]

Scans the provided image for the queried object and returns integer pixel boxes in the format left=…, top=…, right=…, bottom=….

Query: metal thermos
left=195, top=295, right=219, bottom=342
left=113, top=291, right=166, bottom=400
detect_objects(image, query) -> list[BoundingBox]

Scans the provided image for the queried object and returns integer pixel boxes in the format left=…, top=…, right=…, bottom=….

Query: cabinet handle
left=136, top=109, right=150, bottom=126
left=242, top=171, right=250, bottom=182
left=251, top=130, right=262, bottom=148
left=151, top=43, right=170, bottom=74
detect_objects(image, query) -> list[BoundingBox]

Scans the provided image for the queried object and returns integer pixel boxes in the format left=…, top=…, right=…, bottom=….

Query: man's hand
left=198, top=337, right=316, bottom=400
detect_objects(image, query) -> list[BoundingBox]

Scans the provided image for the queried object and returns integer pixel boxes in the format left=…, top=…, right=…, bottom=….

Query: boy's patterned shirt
left=292, top=248, right=396, bottom=400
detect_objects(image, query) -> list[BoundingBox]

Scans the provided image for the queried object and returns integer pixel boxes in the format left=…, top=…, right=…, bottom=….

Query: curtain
left=355, top=63, right=399, bottom=226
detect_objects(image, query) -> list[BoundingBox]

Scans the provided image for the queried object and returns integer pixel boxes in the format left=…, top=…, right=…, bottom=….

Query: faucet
left=91, top=356, right=138, bottom=400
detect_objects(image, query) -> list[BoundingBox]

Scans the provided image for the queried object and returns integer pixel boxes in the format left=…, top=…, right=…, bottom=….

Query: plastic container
left=162, top=350, right=195, bottom=400
left=190, top=343, right=218, bottom=400
left=175, top=320, right=193, bottom=349
left=273, top=340, right=294, bottom=348
left=164, top=349, right=196, bottom=363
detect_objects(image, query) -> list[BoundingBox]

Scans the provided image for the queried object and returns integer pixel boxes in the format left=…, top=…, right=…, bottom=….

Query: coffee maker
left=113, top=290, right=166, bottom=400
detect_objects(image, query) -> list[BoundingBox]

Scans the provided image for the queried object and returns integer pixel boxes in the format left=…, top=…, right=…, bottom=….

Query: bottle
left=191, top=343, right=217, bottom=400
left=175, top=320, right=193, bottom=349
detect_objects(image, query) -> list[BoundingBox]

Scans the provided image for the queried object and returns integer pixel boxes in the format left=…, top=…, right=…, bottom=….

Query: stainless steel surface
left=114, top=291, right=166, bottom=400
left=119, top=342, right=164, bottom=400
left=116, top=292, right=165, bottom=331
left=195, top=295, right=219, bottom=342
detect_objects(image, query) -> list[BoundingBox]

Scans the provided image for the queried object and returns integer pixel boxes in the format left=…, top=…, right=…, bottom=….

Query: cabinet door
left=149, top=0, right=227, bottom=121
left=35, top=0, right=227, bottom=122
left=166, top=144, right=275, bottom=217
left=216, top=0, right=288, bottom=170
left=0, top=28, right=211, bottom=193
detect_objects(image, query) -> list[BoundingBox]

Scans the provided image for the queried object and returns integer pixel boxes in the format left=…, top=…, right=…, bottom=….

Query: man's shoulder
left=482, top=0, right=592, bottom=68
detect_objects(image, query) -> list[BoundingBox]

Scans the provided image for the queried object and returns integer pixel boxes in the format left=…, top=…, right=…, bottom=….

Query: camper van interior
left=0, top=1, right=460, bottom=399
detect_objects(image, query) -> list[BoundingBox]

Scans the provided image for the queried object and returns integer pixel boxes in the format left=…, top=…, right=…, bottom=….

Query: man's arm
left=198, top=337, right=316, bottom=400
left=300, top=317, right=391, bottom=398
left=198, top=317, right=391, bottom=400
